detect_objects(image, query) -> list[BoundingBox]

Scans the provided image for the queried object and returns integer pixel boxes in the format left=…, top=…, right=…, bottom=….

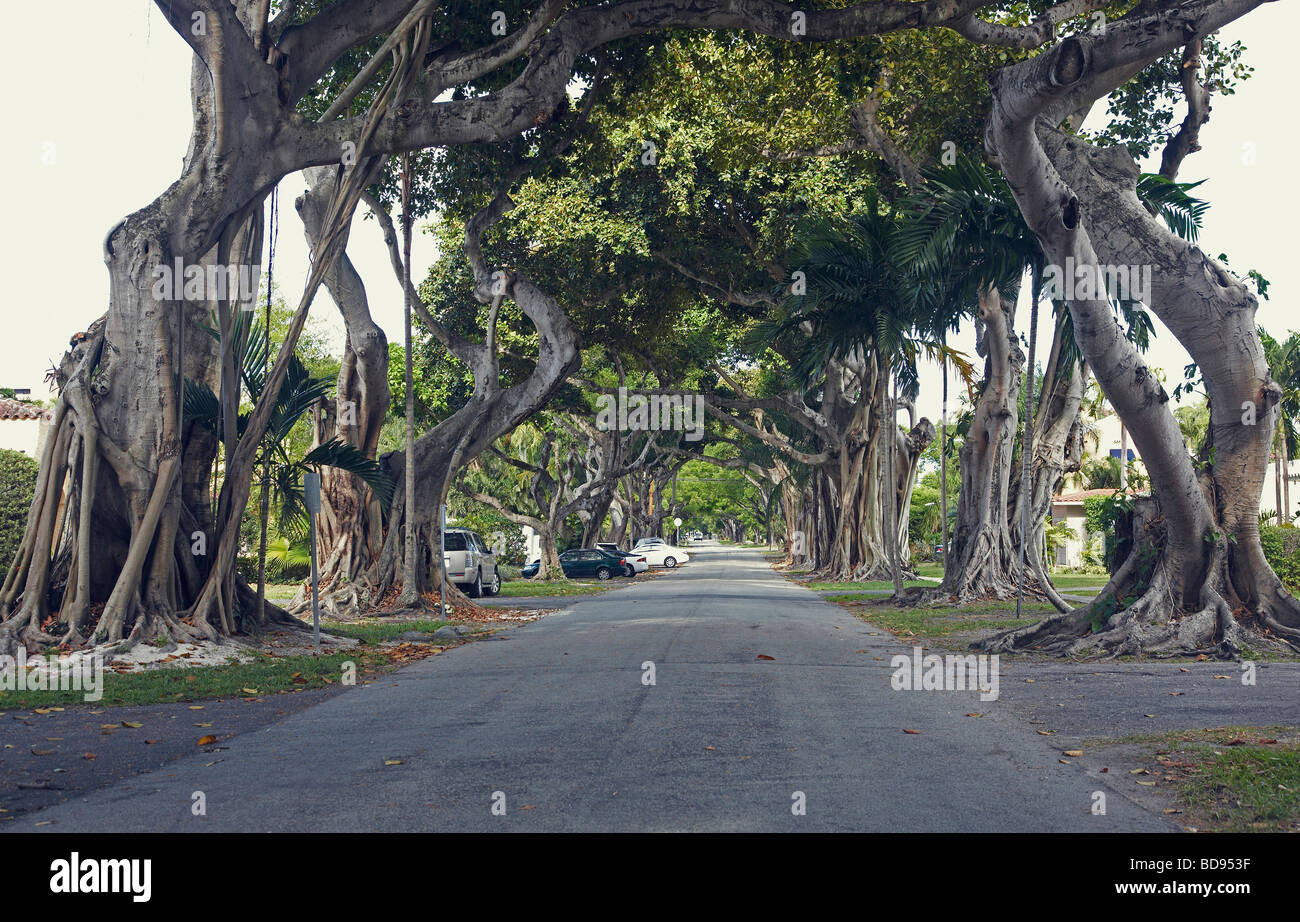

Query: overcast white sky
left=1, top=1, right=1296, bottom=427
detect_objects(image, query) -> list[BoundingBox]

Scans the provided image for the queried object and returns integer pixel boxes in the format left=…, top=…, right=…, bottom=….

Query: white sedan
left=634, top=541, right=689, bottom=568
left=597, top=543, right=649, bottom=574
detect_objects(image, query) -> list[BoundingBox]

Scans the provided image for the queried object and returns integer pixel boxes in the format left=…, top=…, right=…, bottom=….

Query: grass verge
left=0, top=619, right=465, bottom=709
left=1086, top=726, right=1300, bottom=832
left=0, top=651, right=367, bottom=709
left=497, top=579, right=619, bottom=598
left=837, top=598, right=1054, bottom=640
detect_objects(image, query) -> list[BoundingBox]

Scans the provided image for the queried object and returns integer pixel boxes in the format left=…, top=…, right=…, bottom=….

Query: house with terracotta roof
left=1050, top=487, right=1131, bottom=568
left=0, top=396, right=52, bottom=458
left=1050, top=410, right=1143, bottom=568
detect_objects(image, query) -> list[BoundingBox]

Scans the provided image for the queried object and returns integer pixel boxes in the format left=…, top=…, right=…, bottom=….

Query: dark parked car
left=595, top=543, right=648, bottom=576
left=521, top=548, right=628, bottom=580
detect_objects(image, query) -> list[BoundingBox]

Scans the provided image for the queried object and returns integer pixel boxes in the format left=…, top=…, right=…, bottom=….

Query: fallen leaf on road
left=195, top=722, right=213, bottom=728
left=241, top=688, right=259, bottom=695
left=1137, top=780, right=1156, bottom=786
left=903, top=729, right=922, bottom=735
left=1063, top=750, right=1083, bottom=757
left=83, top=753, right=96, bottom=760
left=521, top=804, right=537, bottom=810
left=966, top=713, right=982, bottom=718
left=756, top=654, right=775, bottom=661
left=197, top=735, right=217, bottom=746
left=30, top=748, right=53, bottom=756
left=189, top=706, right=204, bottom=710
left=1179, top=667, right=1189, bottom=673
left=1025, top=678, right=1035, bottom=683
left=1036, top=729, right=1055, bottom=735
left=705, top=745, right=716, bottom=750
left=384, top=759, right=403, bottom=765
left=1144, top=714, right=1156, bottom=718
left=121, top=721, right=142, bottom=729
left=1059, top=759, right=1072, bottom=764
left=1130, top=768, right=1151, bottom=774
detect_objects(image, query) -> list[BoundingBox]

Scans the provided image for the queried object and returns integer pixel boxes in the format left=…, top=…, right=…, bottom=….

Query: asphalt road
left=9, top=545, right=1185, bottom=832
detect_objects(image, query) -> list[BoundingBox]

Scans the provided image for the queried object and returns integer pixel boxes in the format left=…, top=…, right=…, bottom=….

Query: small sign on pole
left=304, top=472, right=322, bottom=647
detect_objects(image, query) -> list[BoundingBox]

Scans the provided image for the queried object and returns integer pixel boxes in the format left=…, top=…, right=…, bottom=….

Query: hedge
left=0, top=449, right=39, bottom=582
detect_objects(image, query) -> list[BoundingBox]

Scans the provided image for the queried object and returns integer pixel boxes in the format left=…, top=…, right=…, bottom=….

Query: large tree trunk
left=982, top=12, right=1300, bottom=656
left=934, top=286, right=1044, bottom=600
left=1009, top=313, right=1087, bottom=611
left=0, top=42, right=303, bottom=652
left=296, top=168, right=392, bottom=614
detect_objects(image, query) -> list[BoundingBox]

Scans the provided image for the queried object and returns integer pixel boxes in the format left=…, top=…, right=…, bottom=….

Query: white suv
left=443, top=528, right=501, bottom=597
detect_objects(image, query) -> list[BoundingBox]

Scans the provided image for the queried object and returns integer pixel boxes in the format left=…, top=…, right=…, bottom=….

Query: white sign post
left=673, top=516, right=682, bottom=546
left=303, top=472, right=322, bottom=647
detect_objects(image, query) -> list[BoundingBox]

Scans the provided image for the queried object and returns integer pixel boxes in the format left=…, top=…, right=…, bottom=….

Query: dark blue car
left=521, top=548, right=629, bottom=580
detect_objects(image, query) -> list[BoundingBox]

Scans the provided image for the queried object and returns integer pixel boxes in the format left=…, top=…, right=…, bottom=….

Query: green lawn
left=0, top=619, right=464, bottom=709
left=0, top=651, right=363, bottom=709
left=1181, top=743, right=1300, bottom=831
left=264, top=583, right=300, bottom=604
left=1084, top=727, right=1300, bottom=832
left=838, top=598, right=1054, bottom=639
left=496, top=578, right=618, bottom=598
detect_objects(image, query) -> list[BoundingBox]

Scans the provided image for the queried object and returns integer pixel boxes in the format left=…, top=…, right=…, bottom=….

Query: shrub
left=0, top=449, right=39, bottom=582
left=1260, top=524, right=1300, bottom=590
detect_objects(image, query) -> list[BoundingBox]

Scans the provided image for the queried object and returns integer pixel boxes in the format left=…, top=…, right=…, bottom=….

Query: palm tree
left=1261, top=328, right=1300, bottom=523
left=185, top=315, right=392, bottom=622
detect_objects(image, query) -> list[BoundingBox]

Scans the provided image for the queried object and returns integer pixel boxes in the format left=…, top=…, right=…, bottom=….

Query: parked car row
left=520, top=537, right=691, bottom=580
left=520, top=547, right=642, bottom=581
left=439, top=527, right=696, bottom=591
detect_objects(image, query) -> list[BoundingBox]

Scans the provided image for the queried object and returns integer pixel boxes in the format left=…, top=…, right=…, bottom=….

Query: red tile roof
left=1054, top=487, right=1140, bottom=503
left=0, top=397, right=50, bottom=421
